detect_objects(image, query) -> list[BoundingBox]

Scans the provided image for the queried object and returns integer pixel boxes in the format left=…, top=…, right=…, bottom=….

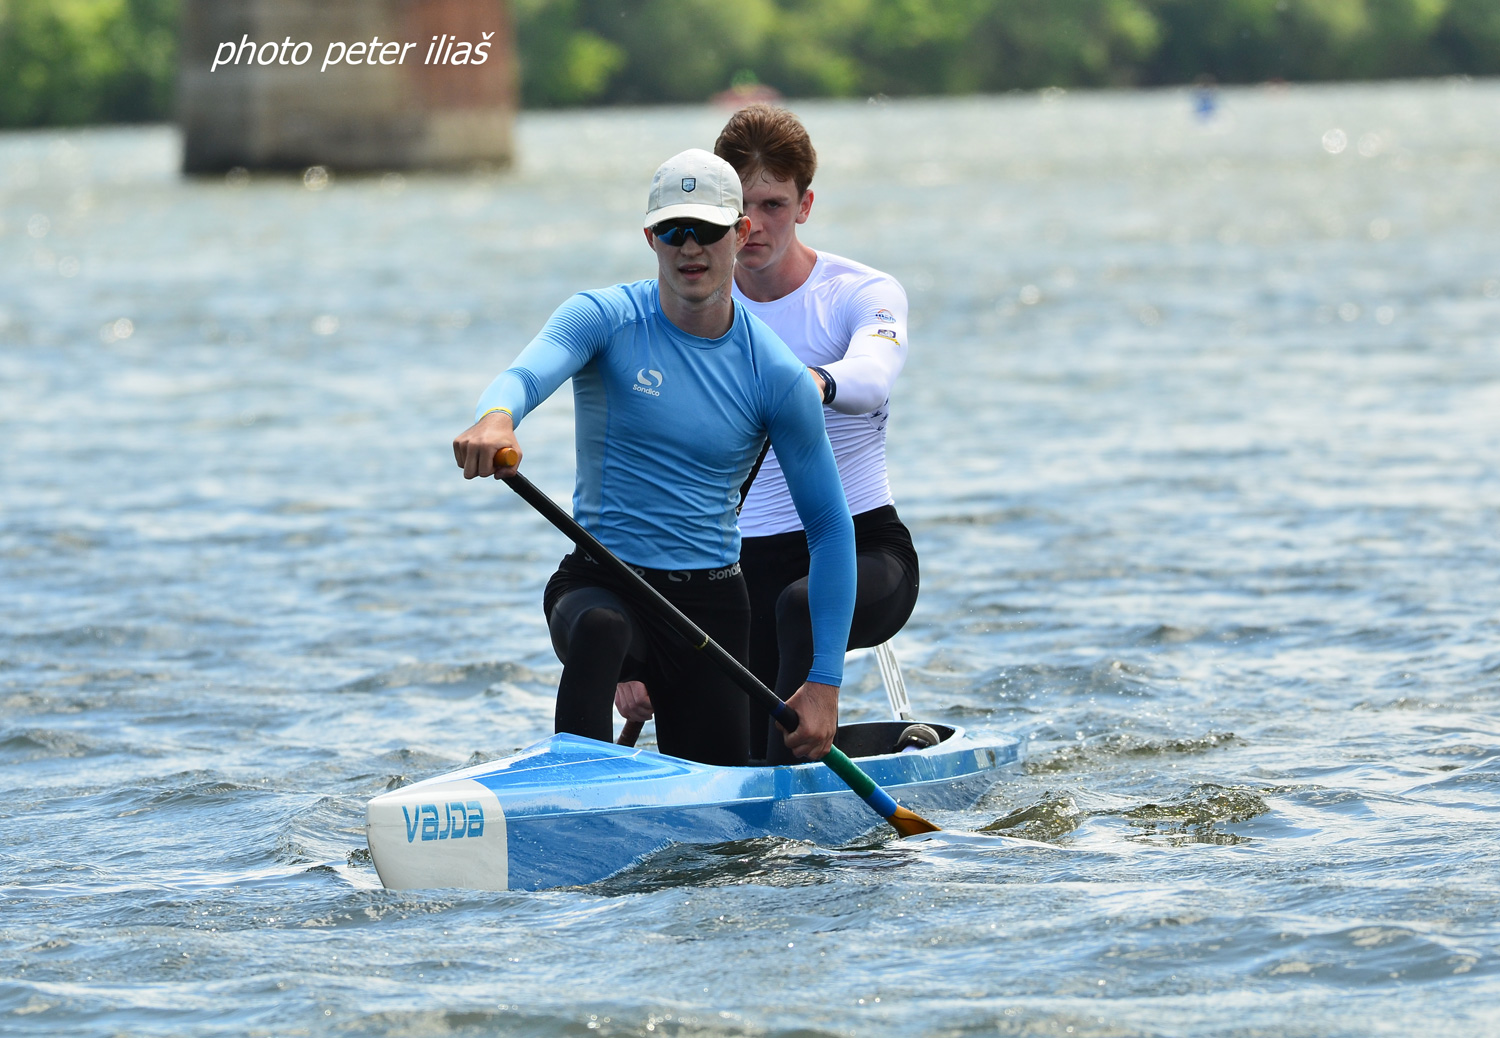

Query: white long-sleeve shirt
left=734, top=251, right=909, bottom=537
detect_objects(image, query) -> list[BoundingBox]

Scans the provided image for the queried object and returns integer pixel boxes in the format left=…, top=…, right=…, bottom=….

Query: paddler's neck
left=658, top=282, right=735, bottom=339
left=733, top=235, right=817, bottom=303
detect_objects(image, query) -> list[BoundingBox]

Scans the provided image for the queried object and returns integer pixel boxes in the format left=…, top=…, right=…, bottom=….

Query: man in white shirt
left=717, top=104, right=920, bottom=762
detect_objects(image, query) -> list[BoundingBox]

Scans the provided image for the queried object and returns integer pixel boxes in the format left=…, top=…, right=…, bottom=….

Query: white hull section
left=366, top=779, right=508, bottom=891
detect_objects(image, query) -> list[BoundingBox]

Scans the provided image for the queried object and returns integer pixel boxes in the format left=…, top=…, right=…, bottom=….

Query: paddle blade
left=820, top=746, right=942, bottom=835
left=887, top=805, right=942, bottom=837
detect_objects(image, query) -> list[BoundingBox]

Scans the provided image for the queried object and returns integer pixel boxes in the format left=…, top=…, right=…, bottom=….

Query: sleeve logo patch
left=873, top=308, right=896, bottom=323
left=875, top=328, right=899, bottom=341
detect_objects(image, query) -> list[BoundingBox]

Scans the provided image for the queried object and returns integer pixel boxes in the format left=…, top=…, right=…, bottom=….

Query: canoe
left=365, top=720, right=1021, bottom=891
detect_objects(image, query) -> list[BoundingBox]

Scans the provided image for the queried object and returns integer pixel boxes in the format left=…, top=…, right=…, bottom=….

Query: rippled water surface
left=3, top=80, right=1499, bottom=1036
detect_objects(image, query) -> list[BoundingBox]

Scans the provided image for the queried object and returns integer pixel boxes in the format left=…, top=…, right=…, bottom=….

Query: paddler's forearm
left=473, top=292, right=612, bottom=424
left=474, top=370, right=532, bottom=425
left=771, top=382, right=856, bottom=686
left=803, top=508, right=855, bottom=685
left=473, top=334, right=575, bottom=426
left=820, top=324, right=908, bottom=414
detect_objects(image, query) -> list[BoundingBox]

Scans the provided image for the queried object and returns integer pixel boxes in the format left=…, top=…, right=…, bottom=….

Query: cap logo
left=681, top=177, right=696, bottom=192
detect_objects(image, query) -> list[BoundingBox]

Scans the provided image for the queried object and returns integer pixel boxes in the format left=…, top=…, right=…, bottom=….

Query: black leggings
left=543, top=552, right=751, bottom=767
left=740, top=505, right=920, bottom=762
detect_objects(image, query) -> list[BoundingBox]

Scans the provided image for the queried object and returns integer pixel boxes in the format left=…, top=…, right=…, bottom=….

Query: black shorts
left=739, top=505, right=920, bottom=759
left=543, top=551, right=751, bottom=766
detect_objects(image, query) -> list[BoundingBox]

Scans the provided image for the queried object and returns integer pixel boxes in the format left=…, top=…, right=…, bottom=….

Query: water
left=3, top=79, right=1499, bottom=1036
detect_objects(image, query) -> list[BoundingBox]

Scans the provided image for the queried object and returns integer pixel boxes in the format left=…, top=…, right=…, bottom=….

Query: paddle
left=493, top=448, right=939, bottom=837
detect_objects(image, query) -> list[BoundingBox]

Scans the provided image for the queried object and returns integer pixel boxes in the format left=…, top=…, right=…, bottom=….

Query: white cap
left=644, top=149, right=743, bottom=228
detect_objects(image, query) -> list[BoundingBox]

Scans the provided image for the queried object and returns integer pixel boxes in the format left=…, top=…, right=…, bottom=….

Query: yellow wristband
left=481, top=407, right=513, bottom=420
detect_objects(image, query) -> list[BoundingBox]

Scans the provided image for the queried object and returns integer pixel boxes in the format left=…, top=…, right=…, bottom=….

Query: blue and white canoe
left=366, top=721, right=1021, bottom=891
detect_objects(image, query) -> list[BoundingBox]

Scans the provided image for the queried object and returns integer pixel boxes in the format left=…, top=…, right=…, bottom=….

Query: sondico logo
left=633, top=368, right=663, bottom=397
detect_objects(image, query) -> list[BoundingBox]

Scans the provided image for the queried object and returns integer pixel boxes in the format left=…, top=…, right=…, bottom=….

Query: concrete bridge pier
left=178, top=0, right=516, bottom=172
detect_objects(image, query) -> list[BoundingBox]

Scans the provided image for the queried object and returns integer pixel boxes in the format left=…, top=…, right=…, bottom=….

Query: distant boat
left=713, top=75, right=783, bottom=110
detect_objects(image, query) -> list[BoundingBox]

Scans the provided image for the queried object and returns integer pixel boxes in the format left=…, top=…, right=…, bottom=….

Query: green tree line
left=2, top=0, right=1496, bottom=127
left=0, top=0, right=177, bottom=126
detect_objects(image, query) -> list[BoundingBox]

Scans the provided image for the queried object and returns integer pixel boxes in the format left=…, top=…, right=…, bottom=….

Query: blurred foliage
left=519, top=0, right=1500, bottom=105
left=0, top=0, right=177, bottom=127
left=1140, top=0, right=1499, bottom=84
left=0, top=0, right=1496, bottom=126
left=518, top=0, right=1166, bottom=104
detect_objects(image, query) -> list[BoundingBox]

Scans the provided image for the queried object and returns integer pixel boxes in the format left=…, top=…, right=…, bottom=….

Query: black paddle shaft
left=499, top=470, right=801, bottom=732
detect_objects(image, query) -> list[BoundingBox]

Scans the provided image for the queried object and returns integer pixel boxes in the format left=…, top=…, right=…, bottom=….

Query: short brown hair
left=713, top=104, right=817, bottom=196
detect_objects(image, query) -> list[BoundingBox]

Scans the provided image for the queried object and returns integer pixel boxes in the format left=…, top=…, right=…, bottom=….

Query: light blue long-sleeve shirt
left=476, top=280, right=856, bottom=687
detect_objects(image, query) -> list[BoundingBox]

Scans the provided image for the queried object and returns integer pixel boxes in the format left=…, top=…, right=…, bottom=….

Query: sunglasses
left=651, top=220, right=734, bottom=247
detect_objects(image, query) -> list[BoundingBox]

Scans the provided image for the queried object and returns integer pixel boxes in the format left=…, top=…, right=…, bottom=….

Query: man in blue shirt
left=451, top=149, right=855, bottom=766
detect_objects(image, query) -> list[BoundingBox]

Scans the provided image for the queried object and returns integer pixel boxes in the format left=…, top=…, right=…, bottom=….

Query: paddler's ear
left=734, top=216, right=751, bottom=248
left=643, top=227, right=656, bottom=249
left=797, top=189, right=814, bottom=225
